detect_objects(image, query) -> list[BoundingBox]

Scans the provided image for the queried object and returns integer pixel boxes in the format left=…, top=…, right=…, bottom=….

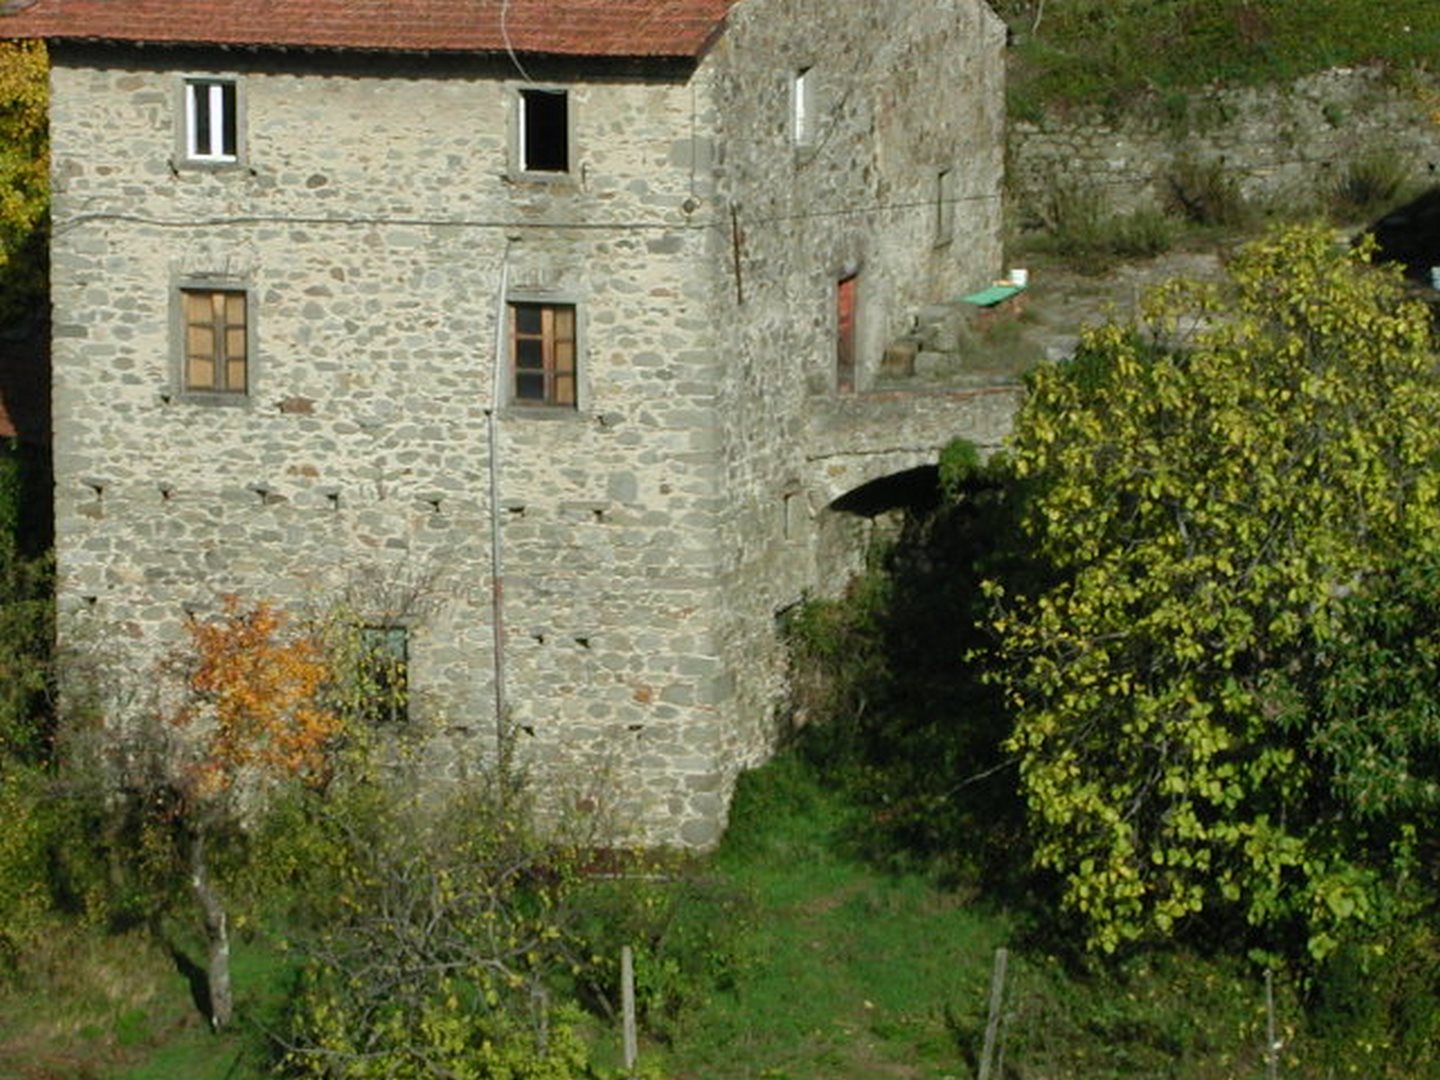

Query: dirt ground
left=1012, top=245, right=1229, bottom=364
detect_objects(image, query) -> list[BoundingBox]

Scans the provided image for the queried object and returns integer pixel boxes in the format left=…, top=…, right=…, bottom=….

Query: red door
left=836, top=274, right=856, bottom=393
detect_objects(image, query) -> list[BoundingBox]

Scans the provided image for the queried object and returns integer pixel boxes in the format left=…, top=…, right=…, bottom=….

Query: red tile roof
left=0, top=0, right=738, bottom=59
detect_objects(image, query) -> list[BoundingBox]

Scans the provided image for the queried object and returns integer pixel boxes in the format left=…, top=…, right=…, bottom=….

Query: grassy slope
left=647, top=757, right=1309, bottom=1080
left=0, top=756, right=1420, bottom=1078
left=0, top=926, right=289, bottom=1079
left=1000, top=0, right=1440, bottom=118
left=652, top=756, right=1006, bottom=1079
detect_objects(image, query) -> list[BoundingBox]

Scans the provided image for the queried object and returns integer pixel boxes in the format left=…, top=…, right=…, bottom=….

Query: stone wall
left=699, top=0, right=1008, bottom=791
left=1010, top=66, right=1440, bottom=223
left=45, top=0, right=1009, bottom=849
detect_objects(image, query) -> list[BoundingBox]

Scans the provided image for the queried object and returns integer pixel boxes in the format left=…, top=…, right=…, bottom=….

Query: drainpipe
left=487, top=247, right=512, bottom=769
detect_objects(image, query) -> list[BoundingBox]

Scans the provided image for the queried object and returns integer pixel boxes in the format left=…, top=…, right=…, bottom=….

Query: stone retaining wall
left=1010, top=66, right=1440, bottom=224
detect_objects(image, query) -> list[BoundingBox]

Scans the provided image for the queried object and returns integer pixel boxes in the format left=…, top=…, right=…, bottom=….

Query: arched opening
left=828, top=464, right=940, bottom=517
left=814, top=465, right=941, bottom=596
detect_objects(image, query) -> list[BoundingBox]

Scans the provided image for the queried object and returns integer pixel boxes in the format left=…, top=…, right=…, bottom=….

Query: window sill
left=501, top=403, right=583, bottom=420
left=173, top=156, right=247, bottom=174
left=169, top=389, right=252, bottom=408
left=506, top=170, right=579, bottom=189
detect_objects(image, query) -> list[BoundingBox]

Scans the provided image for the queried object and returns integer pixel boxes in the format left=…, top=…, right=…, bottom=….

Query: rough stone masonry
left=30, top=0, right=1008, bottom=847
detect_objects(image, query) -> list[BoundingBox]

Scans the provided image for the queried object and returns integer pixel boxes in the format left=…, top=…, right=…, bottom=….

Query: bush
left=1165, top=155, right=1251, bottom=227
left=1330, top=145, right=1414, bottom=218
left=1032, top=182, right=1175, bottom=272
left=1110, top=206, right=1177, bottom=258
left=574, top=869, right=755, bottom=1046
left=279, top=781, right=602, bottom=1077
left=0, top=766, right=57, bottom=965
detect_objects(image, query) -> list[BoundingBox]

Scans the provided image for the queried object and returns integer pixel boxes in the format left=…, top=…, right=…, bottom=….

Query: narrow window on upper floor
left=509, top=301, right=577, bottom=408
left=836, top=274, right=857, bottom=394
left=184, top=78, right=239, bottom=163
left=792, top=67, right=816, bottom=146
left=519, top=88, right=570, bottom=173
left=935, top=168, right=956, bottom=246
left=181, top=288, right=249, bottom=396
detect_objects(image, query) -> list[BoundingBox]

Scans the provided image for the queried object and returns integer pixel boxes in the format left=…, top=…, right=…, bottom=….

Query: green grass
left=0, top=923, right=292, bottom=1079
left=639, top=754, right=1433, bottom=1079
left=3, top=754, right=1433, bottom=1077
left=997, top=0, right=1440, bottom=117
left=646, top=756, right=1006, bottom=1079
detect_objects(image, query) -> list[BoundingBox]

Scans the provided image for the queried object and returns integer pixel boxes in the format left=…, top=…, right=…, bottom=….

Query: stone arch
left=813, top=464, right=940, bottom=596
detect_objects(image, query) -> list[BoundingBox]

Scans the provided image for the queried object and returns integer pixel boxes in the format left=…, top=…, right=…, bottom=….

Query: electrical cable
left=499, top=0, right=535, bottom=84
left=51, top=188, right=1002, bottom=237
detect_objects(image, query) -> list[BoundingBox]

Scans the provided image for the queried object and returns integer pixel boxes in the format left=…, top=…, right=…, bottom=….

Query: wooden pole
left=622, top=945, right=638, bottom=1074
left=1265, top=969, right=1278, bottom=1080
left=730, top=203, right=745, bottom=306
left=978, top=946, right=1008, bottom=1080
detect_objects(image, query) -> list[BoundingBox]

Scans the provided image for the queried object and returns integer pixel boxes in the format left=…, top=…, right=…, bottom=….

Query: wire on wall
left=499, top=0, right=536, bottom=84
left=53, top=188, right=1003, bottom=239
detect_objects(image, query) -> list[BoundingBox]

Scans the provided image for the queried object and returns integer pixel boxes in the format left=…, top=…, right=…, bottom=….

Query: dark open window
left=519, top=89, right=569, bottom=173
left=358, top=626, right=408, bottom=724
left=509, top=301, right=577, bottom=407
left=182, top=288, right=248, bottom=394
left=935, top=168, right=955, bottom=245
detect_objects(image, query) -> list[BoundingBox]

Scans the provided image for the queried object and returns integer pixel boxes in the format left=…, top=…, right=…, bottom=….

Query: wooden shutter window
left=184, top=289, right=247, bottom=394
left=836, top=275, right=856, bottom=394
left=510, top=302, right=577, bottom=407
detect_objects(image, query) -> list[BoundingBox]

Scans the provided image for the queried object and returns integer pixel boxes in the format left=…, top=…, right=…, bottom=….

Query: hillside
left=994, top=0, right=1440, bottom=120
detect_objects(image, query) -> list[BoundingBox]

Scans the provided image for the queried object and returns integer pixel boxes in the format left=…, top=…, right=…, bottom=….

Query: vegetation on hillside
left=993, top=0, right=1440, bottom=118
left=5, top=12, right=1440, bottom=1077
left=786, top=224, right=1440, bottom=1074
left=0, top=39, right=47, bottom=325
left=993, top=226, right=1440, bottom=968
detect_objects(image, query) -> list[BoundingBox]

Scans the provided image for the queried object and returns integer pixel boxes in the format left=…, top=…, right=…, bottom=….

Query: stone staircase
left=876, top=286, right=1049, bottom=390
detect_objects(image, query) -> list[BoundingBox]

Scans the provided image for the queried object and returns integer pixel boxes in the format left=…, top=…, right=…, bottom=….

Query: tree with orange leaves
left=167, top=596, right=344, bottom=1031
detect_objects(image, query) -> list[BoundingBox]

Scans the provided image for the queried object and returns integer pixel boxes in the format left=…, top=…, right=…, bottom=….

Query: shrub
left=1308, top=922, right=1440, bottom=1075
left=279, top=782, right=602, bottom=1077
left=1330, top=145, right=1414, bottom=219
left=573, top=869, right=755, bottom=1046
left=1033, top=182, right=1175, bottom=272
left=1165, top=155, right=1251, bottom=227
left=0, top=766, right=56, bottom=966
left=1110, top=206, right=1177, bottom=258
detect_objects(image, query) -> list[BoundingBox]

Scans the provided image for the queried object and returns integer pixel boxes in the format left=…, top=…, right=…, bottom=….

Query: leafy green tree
left=989, top=224, right=1440, bottom=959
left=0, top=451, right=50, bottom=762
left=0, top=39, right=47, bottom=325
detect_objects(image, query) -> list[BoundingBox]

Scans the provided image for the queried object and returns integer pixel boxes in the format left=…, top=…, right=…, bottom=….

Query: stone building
left=3, top=0, right=1008, bottom=846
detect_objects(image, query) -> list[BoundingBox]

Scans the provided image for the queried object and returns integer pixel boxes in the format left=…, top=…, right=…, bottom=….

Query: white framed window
left=792, top=67, right=816, bottom=145
left=183, top=78, right=239, bottom=163
left=517, top=87, right=571, bottom=174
